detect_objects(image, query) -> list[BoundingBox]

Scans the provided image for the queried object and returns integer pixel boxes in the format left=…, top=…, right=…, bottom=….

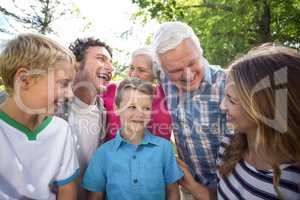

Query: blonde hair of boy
left=0, top=33, right=76, bottom=95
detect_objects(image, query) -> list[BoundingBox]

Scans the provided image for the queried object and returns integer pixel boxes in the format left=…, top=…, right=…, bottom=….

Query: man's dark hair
left=69, top=37, right=113, bottom=62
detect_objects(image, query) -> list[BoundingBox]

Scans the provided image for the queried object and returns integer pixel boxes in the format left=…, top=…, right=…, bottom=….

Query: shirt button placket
left=131, top=153, right=140, bottom=192
left=132, top=155, right=138, bottom=185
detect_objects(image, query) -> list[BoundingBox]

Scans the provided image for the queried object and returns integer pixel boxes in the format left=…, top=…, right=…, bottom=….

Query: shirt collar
left=113, top=129, right=160, bottom=151
left=72, top=95, right=104, bottom=111
left=143, top=129, right=160, bottom=146
left=73, top=95, right=99, bottom=108
left=202, top=61, right=212, bottom=85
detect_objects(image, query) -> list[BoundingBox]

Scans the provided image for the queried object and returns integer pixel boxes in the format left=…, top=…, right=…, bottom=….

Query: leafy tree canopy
left=132, top=0, right=300, bottom=66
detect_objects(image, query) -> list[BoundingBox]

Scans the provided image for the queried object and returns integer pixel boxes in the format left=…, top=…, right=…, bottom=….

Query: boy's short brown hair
left=0, top=33, right=76, bottom=94
left=115, top=78, right=154, bottom=107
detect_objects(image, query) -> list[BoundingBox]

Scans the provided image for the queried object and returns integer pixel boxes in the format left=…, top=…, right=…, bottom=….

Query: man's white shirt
left=68, top=96, right=106, bottom=174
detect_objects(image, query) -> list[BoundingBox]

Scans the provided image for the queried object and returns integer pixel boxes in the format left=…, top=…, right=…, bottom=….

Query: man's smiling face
left=159, top=38, right=204, bottom=92
left=79, top=46, right=113, bottom=93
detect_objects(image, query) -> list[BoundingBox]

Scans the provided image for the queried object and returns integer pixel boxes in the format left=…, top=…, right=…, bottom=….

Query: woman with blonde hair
left=178, top=44, right=300, bottom=200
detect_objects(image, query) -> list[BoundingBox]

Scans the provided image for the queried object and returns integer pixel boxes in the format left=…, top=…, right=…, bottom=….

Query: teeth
left=97, top=74, right=109, bottom=81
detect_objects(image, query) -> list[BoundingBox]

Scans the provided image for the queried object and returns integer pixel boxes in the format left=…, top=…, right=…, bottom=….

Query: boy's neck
left=122, top=128, right=145, bottom=145
left=0, top=97, right=45, bottom=131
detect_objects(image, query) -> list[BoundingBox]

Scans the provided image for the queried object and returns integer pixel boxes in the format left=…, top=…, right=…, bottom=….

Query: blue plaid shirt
left=161, top=64, right=227, bottom=187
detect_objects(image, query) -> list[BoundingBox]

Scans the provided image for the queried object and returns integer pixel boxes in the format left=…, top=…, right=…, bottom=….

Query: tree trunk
left=261, top=0, right=271, bottom=42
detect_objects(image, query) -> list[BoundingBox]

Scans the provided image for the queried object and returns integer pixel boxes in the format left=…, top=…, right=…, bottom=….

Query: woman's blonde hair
left=219, top=45, right=300, bottom=199
left=0, top=33, right=76, bottom=94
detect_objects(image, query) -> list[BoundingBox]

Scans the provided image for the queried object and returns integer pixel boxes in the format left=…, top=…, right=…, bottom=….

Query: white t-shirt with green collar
left=0, top=112, right=79, bottom=200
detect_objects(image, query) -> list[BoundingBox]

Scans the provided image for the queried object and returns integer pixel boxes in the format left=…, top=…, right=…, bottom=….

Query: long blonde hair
left=219, top=45, right=300, bottom=199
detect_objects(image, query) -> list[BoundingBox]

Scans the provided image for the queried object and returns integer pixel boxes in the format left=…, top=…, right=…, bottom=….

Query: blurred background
left=1, top=0, right=299, bottom=82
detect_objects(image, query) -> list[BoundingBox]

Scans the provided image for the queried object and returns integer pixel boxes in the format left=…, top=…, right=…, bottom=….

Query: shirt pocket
left=106, top=160, right=130, bottom=195
left=140, top=163, right=164, bottom=192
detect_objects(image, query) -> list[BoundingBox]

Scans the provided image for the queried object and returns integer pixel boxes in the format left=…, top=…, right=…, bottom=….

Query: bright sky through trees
left=0, top=0, right=159, bottom=67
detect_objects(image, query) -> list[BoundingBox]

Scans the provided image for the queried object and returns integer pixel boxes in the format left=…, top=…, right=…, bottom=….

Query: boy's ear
left=14, top=67, right=33, bottom=89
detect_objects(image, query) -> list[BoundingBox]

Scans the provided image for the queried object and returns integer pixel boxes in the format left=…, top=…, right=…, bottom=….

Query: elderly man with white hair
left=152, top=21, right=228, bottom=199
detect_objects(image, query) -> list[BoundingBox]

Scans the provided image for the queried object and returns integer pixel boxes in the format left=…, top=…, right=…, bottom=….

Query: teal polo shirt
left=82, top=129, right=183, bottom=200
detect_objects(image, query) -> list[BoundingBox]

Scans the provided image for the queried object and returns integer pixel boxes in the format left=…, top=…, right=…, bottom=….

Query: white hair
left=151, top=21, right=211, bottom=77
left=152, top=21, right=203, bottom=55
left=130, top=47, right=160, bottom=79
left=131, top=47, right=153, bottom=61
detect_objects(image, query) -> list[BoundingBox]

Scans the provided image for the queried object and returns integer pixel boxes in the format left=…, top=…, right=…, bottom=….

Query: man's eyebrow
left=168, top=65, right=182, bottom=73
left=95, top=53, right=112, bottom=62
left=187, top=59, right=196, bottom=66
left=96, top=53, right=107, bottom=58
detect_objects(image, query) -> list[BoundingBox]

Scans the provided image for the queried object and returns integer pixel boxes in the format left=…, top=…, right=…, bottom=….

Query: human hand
left=177, top=158, right=216, bottom=200
left=177, top=158, right=198, bottom=193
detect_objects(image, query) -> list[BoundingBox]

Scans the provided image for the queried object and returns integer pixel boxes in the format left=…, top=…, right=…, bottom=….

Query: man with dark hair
left=69, top=38, right=113, bottom=62
left=58, top=37, right=113, bottom=199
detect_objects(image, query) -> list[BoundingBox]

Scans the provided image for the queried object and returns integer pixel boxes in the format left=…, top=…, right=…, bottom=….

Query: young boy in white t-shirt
left=0, top=33, right=79, bottom=200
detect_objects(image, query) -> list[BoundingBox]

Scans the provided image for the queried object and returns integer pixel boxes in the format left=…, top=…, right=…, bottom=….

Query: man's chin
left=97, top=85, right=108, bottom=94
left=183, top=85, right=199, bottom=92
left=176, top=82, right=200, bottom=93
left=179, top=73, right=203, bottom=92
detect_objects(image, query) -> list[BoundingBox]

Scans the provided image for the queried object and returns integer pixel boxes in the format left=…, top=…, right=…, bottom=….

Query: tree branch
left=177, top=1, right=233, bottom=12
left=0, top=6, right=32, bottom=24
left=0, top=27, right=11, bottom=34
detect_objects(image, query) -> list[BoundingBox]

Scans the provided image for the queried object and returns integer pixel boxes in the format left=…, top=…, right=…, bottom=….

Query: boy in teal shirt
left=83, top=78, right=183, bottom=200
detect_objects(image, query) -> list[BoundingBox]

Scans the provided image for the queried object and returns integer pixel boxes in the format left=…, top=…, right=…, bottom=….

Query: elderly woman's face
left=128, top=54, right=155, bottom=82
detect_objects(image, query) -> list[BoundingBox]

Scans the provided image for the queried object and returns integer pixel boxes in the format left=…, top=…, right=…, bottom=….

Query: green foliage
left=132, top=0, right=300, bottom=67
left=111, top=48, right=130, bottom=81
left=112, top=63, right=129, bottom=81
